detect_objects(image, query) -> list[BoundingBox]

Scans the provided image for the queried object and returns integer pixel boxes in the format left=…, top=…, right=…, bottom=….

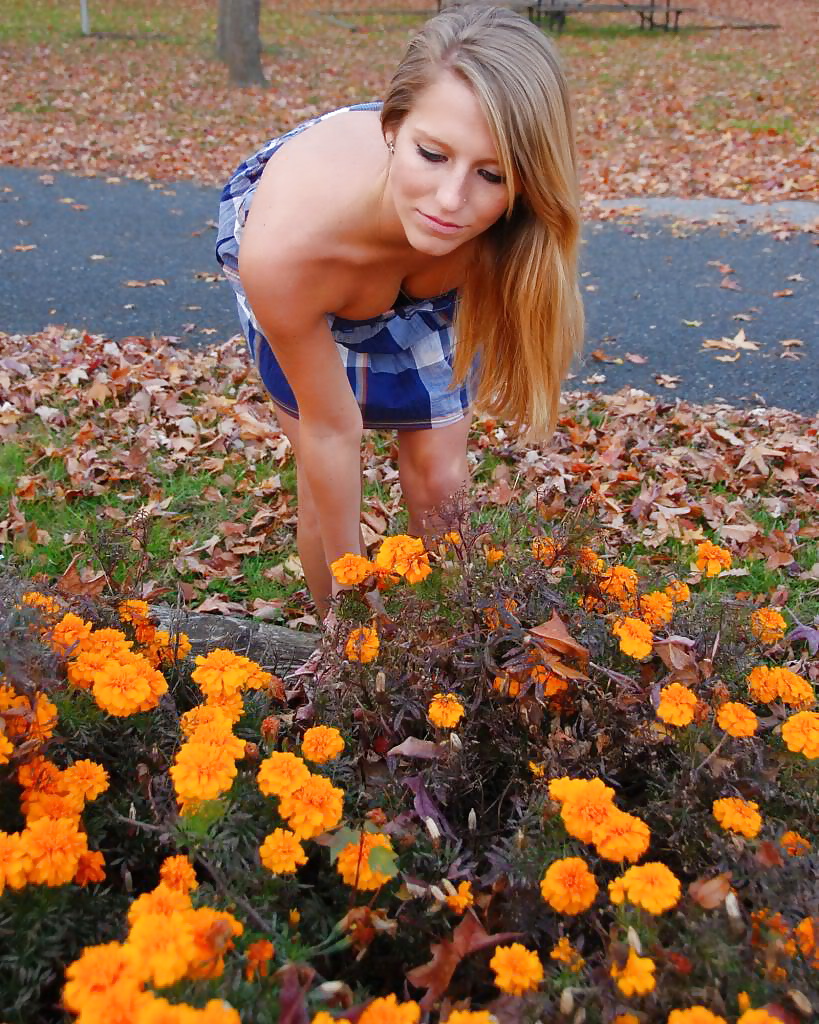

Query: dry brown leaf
left=688, top=872, right=732, bottom=909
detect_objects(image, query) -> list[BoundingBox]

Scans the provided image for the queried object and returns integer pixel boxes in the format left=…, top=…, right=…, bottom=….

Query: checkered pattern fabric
left=216, top=103, right=475, bottom=430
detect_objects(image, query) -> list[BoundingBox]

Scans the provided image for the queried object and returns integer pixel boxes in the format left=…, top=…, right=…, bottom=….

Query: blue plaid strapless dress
left=215, top=103, right=475, bottom=430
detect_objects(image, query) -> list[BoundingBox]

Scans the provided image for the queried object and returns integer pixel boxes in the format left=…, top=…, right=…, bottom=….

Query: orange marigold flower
left=489, top=943, right=544, bottom=996
left=62, top=941, right=144, bottom=1014
left=92, top=654, right=168, bottom=716
left=375, top=535, right=432, bottom=584
left=0, top=731, right=12, bottom=765
left=180, top=704, right=232, bottom=739
left=127, top=910, right=197, bottom=988
left=245, top=939, right=275, bottom=981
left=532, top=537, right=558, bottom=565
left=192, top=649, right=254, bottom=698
left=695, top=541, right=732, bottom=578
left=74, top=850, right=106, bottom=886
left=25, top=693, right=59, bottom=744
left=549, top=776, right=615, bottom=805
left=147, top=629, right=192, bottom=667
left=336, top=832, right=395, bottom=890
left=483, top=598, right=519, bottom=630
left=492, top=674, right=521, bottom=698
left=0, top=831, right=30, bottom=893
left=118, top=599, right=151, bottom=625
left=638, top=591, right=674, bottom=630
left=610, top=948, right=656, bottom=996
left=185, top=906, right=243, bottom=980
left=530, top=664, right=568, bottom=696
left=19, top=591, right=63, bottom=619
left=794, top=916, right=818, bottom=963
left=205, top=690, right=245, bottom=723
left=747, top=665, right=779, bottom=703
left=331, top=553, right=377, bottom=586
left=599, top=565, right=639, bottom=606
left=257, top=751, right=312, bottom=798
left=159, top=855, right=198, bottom=893
left=128, top=882, right=191, bottom=926
left=259, top=828, right=308, bottom=874
left=279, top=775, right=344, bottom=839
left=484, top=545, right=505, bottom=565
left=612, top=862, right=681, bottom=914
left=749, top=607, right=787, bottom=646
left=668, top=1007, right=727, bottom=1024
left=21, top=817, right=88, bottom=886
left=773, top=668, right=814, bottom=707
left=170, top=743, right=238, bottom=803
left=549, top=936, right=585, bottom=972
left=428, top=693, right=465, bottom=729
left=577, top=547, right=605, bottom=574
left=737, top=1013, right=781, bottom=1024
left=561, top=786, right=616, bottom=844
left=0, top=684, right=29, bottom=738
left=197, top=999, right=243, bottom=1024
left=50, top=613, right=93, bottom=657
left=302, top=725, right=345, bottom=764
left=664, top=580, right=691, bottom=604
left=24, top=789, right=84, bottom=825
left=137, top=994, right=201, bottom=1023
left=345, top=626, right=380, bottom=663
left=712, top=796, right=762, bottom=839
left=446, top=1013, right=496, bottom=1024
left=62, top=759, right=109, bottom=801
left=781, top=710, right=819, bottom=759
left=184, top=723, right=245, bottom=760
left=540, top=857, right=598, bottom=914
left=779, top=830, right=810, bottom=857
left=716, top=702, right=758, bottom=738
left=657, top=683, right=698, bottom=727
left=613, top=1016, right=640, bottom=1024
left=592, top=809, right=651, bottom=863
left=445, top=880, right=474, bottom=914
left=358, top=994, right=421, bottom=1024
left=612, top=616, right=654, bottom=660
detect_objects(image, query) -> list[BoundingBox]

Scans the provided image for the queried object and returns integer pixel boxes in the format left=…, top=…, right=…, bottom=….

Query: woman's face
left=386, top=70, right=513, bottom=256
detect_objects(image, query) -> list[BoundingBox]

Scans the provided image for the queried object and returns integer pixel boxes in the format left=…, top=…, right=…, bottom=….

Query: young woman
left=216, top=3, right=584, bottom=619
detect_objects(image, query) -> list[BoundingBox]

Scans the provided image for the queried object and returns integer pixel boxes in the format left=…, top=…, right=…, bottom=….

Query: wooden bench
left=438, top=0, right=695, bottom=32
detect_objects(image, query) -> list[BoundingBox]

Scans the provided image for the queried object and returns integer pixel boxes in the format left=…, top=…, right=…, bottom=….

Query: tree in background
left=217, top=0, right=268, bottom=88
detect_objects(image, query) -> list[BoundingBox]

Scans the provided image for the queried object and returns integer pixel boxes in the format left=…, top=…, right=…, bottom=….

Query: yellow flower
left=695, top=541, right=732, bottom=577
left=49, top=612, right=93, bottom=657
left=560, top=782, right=616, bottom=843
left=375, top=535, right=431, bottom=584
left=180, top=704, right=232, bottom=739
left=0, top=831, right=30, bottom=893
left=489, top=942, right=544, bottom=996
left=549, top=776, right=615, bottom=805
left=773, top=668, right=814, bottom=707
left=127, top=910, right=197, bottom=988
left=118, top=599, right=151, bottom=624
left=358, top=994, right=421, bottom=1024
left=204, top=690, right=245, bottom=723
left=532, top=537, right=558, bottom=565
left=540, top=857, right=598, bottom=914
left=302, top=725, right=345, bottom=764
left=549, top=936, right=585, bottom=972
left=611, top=862, right=681, bottom=914
left=20, top=817, right=88, bottom=886
left=657, top=683, right=698, bottom=726
left=330, top=553, right=377, bottom=586
left=781, top=710, right=819, bottom=759
left=749, top=607, right=787, bottom=646
left=712, top=796, right=762, bottom=839
left=345, top=626, right=380, bottom=664
left=445, top=880, right=474, bottom=914
left=127, top=883, right=191, bottom=926
left=668, top=1008, right=727, bottom=1024
left=192, top=649, right=254, bottom=698
left=260, top=829, right=307, bottom=874
left=664, top=580, right=690, bottom=604
left=428, top=693, right=465, bottom=729
left=91, top=654, right=168, bottom=716
left=716, top=701, right=758, bottom=738
left=336, top=832, right=395, bottom=890
left=170, top=743, right=238, bottom=803
left=159, top=855, right=198, bottom=893
left=612, top=616, right=653, bottom=660
left=592, top=809, right=651, bottom=863
left=62, top=759, right=109, bottom=801
left=609, top=948, right=656, bottom=996
left=779, top=830, right=810, bottom=857
left=747, top=665, right=779, bottom=703
left=62, top=941, right=144, bottom=1014
left=279, top=775, right=344, bottom=839
left=599, top=565, right=639, bottom=606
left=257, top=751, right=312, bottom=798
left=638, top=591, right=674, bottom=629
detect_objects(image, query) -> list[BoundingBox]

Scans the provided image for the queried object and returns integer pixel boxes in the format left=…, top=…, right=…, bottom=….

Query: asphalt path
left=1, top=166, right=816, bottom=415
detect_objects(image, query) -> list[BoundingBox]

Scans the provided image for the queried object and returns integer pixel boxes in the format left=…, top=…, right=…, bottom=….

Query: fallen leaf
left=624, top=352, right=648, bottom=364
left=386, top=738, right=446, bottom=760
left=772, top=289, right=794, bottom=297
left=681, top=319, right=703, bottom=327
left=529, top=611, right=589, bottom=664
left=688, top=872, right=732, bottom=909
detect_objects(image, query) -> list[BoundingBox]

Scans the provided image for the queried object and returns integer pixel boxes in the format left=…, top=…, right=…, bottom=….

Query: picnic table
left=437, top=0, right=694, bottom=32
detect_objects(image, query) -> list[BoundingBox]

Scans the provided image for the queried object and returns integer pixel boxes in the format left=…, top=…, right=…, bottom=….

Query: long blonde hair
left=381, top=3, right=584, bottom=440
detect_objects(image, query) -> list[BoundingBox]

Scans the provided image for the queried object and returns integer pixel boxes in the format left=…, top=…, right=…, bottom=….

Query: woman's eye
left=480, top=169, right=505, bottom=185
left=417, top=145, right=446, bottom=163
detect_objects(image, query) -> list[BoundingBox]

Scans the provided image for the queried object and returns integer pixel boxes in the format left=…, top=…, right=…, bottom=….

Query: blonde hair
left=382, top=3, right=584, bottom=440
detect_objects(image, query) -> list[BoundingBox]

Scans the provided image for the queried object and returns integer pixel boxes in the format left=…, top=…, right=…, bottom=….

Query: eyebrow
left=415, top=130, right=501, bottom=166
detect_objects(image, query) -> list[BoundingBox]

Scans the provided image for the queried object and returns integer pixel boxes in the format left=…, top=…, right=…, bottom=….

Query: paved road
left=1, top=166, right=816, bottom=415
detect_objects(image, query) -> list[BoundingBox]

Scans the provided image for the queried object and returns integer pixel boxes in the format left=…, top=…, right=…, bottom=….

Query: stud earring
left=387, top=140, right=395, bottom=156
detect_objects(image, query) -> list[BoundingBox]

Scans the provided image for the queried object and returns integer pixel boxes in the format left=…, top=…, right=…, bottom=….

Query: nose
left=436, top=170, right=468, bottom=213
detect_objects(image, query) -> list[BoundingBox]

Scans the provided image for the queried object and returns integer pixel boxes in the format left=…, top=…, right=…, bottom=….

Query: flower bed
left=0, top=514, right=816, bottom=1023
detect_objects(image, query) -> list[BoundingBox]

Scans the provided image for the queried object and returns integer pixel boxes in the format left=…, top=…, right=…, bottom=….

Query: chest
left=331, top=254, right=468, bottom=321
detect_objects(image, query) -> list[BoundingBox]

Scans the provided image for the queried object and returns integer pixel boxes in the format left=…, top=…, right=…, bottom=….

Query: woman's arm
left=238, top=244, right=364, bottom=579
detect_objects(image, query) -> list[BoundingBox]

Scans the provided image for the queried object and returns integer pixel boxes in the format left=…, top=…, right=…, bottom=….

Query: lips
left=417, top=210, right=462, bottom=233
left=423, top=212, right=460, bottom=228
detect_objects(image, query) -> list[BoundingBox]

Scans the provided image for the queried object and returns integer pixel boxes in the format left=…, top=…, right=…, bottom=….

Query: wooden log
left=152, top=605, right=318, bottom=676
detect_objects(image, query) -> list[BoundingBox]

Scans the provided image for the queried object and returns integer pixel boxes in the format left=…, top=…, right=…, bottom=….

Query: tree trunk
left=218, top=0, right=268, bottom=89
left=153, top=605, right=317, bottom=676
